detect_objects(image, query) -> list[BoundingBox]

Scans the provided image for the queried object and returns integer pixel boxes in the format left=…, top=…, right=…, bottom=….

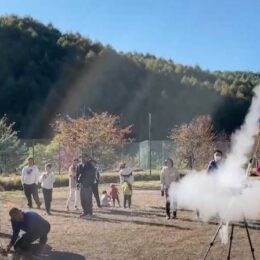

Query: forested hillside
left=0, top=15, right=259, bottom=140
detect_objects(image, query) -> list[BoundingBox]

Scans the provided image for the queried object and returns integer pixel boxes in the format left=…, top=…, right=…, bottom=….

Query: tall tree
left=0, top=116, right=26, bottom=172
left=169, top=115, right=216, bottom=169
left=53, top=112, right=132, bottom=167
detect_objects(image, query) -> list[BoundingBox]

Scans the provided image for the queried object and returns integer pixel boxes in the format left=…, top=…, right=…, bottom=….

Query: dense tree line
left=0, top=16, right=259, bottom=140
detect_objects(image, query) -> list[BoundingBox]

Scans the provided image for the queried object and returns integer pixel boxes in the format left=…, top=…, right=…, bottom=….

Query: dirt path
left=0, top=189, right=260, bottom=259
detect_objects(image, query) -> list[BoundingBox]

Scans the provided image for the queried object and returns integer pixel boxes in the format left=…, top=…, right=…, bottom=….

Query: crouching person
left=6, top=208, right=50, bottom=252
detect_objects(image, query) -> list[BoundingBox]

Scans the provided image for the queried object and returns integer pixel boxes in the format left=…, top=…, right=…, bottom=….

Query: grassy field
left=0, top=170, right=163, bottom=191
left=1, top=181, right=260, bottom=260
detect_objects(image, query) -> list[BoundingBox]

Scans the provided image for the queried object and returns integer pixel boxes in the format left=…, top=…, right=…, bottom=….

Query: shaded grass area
left=1, top=188, right=260, bottom=259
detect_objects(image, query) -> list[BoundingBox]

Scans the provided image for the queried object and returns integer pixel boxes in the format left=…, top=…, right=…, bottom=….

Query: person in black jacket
left=76, top=154, right=96, bottom=217
left=207, top=150, right=223, bottom=173
left=91, top=159, right=101, bottom=208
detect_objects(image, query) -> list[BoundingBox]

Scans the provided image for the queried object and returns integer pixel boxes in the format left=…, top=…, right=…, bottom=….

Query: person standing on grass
left=39, top=164, right=55, bottom=215
left=91, top=159, right=101, bottom=208
left=21, top=157, right=41, bottom=209
left=6, top=208, right=50, bottom=252
left=119, top=163, right=134, bottom=190
left=76, top=154, right=96, bottom=217
left=109, top=184, right=120, bottom=207
left=122, top=181, right=132, bottom=208
left=66, top=158, right=80, bottom=211
left=160, top=158, right=180, bottom=219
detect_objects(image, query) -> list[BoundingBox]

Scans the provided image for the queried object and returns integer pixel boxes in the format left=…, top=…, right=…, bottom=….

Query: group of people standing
left=21, top=153, right=134, bottom=218
left=100, top=163, right=134, bottom=208
left=21, top=150, right=223, bottom=220
left=5, top=149, right=224, bottom=253
left=21, top=158, right=55, bottom=215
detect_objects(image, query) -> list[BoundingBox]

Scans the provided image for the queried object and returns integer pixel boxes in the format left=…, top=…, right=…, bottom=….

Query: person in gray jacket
left=160, top=158, right=180, bottom=219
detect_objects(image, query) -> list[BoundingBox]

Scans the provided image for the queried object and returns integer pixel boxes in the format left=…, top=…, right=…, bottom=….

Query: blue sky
left=0, top=0, right=259, bottom=72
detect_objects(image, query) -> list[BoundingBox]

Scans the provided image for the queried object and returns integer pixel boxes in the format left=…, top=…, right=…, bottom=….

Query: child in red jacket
left=109, top=184, right=120, bottom=207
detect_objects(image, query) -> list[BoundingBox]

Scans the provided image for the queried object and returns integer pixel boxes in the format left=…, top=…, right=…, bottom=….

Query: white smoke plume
left=170, top=85, right=260, bottom=223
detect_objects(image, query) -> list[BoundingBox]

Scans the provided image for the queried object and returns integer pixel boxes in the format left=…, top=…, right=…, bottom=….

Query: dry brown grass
left=1, top=187, right=260, bottom=260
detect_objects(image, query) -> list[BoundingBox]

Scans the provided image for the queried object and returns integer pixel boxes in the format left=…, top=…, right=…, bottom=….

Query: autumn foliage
left=169, top=115, right=216, bottom=169
left=53, top=112, right=132, bottom=165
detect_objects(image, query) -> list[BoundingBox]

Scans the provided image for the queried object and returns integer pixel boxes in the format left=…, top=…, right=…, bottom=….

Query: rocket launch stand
left=203, top=219, right=256, bottom=260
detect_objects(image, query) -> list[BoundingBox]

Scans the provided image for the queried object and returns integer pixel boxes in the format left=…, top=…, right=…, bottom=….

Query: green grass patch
left=0, top=169, right=187, bottom=191
left=0, top=171, right=161, bottom=191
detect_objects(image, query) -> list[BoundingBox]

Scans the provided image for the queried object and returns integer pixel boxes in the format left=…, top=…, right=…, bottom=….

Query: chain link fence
left=0, top=139, right=232, bottom=175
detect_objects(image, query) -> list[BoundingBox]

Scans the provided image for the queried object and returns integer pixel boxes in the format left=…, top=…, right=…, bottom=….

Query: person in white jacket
left=119, top=163, right=134, bottom=186
left=39, top=163, right=56, bottom=215
left=160, top=158, right=180, bottom=219
left=66, top=158, right=80, bottom=211
left=21, top=157, right=41, bottom=209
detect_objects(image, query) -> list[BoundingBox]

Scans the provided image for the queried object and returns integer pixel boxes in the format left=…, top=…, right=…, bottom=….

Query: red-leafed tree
left=169, top=115, right=216, bottom=169
left=53, top=112, right=133, bottom=168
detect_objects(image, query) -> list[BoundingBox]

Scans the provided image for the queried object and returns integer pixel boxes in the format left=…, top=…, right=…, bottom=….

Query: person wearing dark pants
left=6, top=208, right=50, bottom=252
left=165, top=189, right=177, bottom=219
left=92, top=183, right=101, bottom=208
left=160, top=158, right=180, bottom=219
left=91, top=159, right=101, bottom=208
left=76, top=154, right=96, bottom=217
left=21, top=157, right=41, bottom=209
left=80, top=186, right=93, bottom=215
left=122, top=181, right=132, bottom=208
left=23, top=184, right=41, bottom=209
left=39, top=164, right=56, bottom=215
left=42, top=189, right=52, bottom=214
left=123, top=195, right=131, bottom=208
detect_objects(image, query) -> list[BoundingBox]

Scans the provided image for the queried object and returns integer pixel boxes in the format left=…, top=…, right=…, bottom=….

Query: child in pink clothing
left=109, top=184, right=120, bottom=207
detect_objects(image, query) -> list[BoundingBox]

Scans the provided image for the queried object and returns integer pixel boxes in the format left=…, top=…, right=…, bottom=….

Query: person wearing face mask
left=207, top=150, right=223, bottom=173
left=160, top=158, right=180, bottom=219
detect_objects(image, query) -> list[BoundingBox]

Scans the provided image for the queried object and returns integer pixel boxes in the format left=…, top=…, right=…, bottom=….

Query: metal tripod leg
left=203, top=223, right=222, bottom=260
left=227, top=224, right=234, bottom=260
left=244, top=220, right=256, bottom=260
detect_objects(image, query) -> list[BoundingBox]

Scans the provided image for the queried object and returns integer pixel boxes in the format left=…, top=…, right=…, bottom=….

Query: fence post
left=58, top=142, right=61, bottom=175
left=32, top=139, right=35, bottom=160
left=148, top=113, right=152, bottom=175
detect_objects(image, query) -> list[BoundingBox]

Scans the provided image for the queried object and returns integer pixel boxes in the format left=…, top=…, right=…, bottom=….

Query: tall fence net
left=0, top=139, right=231, bottom=175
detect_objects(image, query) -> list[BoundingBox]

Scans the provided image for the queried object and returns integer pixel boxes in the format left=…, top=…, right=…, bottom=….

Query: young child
left=100, top=190, right=111, bottom=207
left=39, top=163, right=56, bottom=215
left=122, top=181, right=132, bottom=209
left=109, top=184, right=120, bottom=207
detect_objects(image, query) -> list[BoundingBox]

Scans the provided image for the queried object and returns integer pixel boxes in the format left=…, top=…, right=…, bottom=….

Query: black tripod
left=203, top=219, right=256, bottom=260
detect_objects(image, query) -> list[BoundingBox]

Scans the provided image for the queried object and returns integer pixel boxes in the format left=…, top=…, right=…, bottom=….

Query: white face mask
left=214, top=155, right=222, bottom=162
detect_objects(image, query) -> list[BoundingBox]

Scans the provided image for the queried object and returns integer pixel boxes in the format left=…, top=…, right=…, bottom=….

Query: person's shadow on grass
left=9, top=244, right=86, bottom=260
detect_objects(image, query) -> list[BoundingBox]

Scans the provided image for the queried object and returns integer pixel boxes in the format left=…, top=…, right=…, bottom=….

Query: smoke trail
left=170, top=85, right=260, bottom=223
